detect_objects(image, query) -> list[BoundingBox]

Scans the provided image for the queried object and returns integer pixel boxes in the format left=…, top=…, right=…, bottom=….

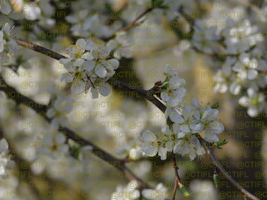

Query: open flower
left=0, top=139, right=15, bottom=179
left=161, top=76, right=186, bottom=107
left=46, top=93, right=75, bottom=130
left=140, top=130, right=169, bottom=160
left=173, top=134, right=205, bottom=161
left=107, top=31, right=133, bottom=59
left=232, top=53, right=258, bottom=80
left=111, top=180, right=140, bottom=200
left=60, top=38, right=119, bottom=96
left=37, top=133, right=69, bottom=159
left=238, top=88, right=266, bottom=117
left=142, top=183, right=168, bottom=200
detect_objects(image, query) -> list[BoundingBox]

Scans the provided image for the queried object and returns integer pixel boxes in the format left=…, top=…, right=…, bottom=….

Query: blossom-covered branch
left=0, top=77, right=152, bottom=190
left=11, top=35, right=259, bottom=200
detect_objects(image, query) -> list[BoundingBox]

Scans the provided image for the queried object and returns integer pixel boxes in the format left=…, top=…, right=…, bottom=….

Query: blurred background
left=0, top=0, right=266, bottom=199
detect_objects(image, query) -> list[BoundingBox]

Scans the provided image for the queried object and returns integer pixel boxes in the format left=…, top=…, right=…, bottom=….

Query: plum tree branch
left=12, top=37, right=260, bottom=200
left=0, top=77, right=151, bottom=190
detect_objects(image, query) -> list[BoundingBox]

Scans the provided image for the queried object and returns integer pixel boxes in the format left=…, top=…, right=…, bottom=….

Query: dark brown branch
left=199, top=137, right=260, bottom=200
left=104, top=8, right=153, bottom=40
left=12, top=37, right=260, bottom=200
left=13, top=37, right=66, bottom=60
left=172, top=153, right=181, bottom=200
left=0, top=77, right=151, bottom=190
left=120, top=8, right=153, bottom=32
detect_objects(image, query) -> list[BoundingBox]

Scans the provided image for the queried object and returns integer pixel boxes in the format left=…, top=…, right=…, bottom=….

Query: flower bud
left=179, top=183, right=190, bottom=198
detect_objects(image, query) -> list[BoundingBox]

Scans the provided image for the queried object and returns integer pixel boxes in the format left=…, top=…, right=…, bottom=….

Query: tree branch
left=0, top=77, right=151, bottom=190
left=12, top=37, right=260, bottom=200
left=104, top=7, right=153, bottom=41
left=171, top=153, right=181, bottom=200
left=199, top=137, right=260, bottom=200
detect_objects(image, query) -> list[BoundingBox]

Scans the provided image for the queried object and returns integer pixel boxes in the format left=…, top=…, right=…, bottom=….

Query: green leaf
left=213, top=174, right=219, bottom=188
left=217, top=139, right=228, bottom=146
left=211, top=102, right=220, bottom=109
left=179, top=185, right=190, bottom=198
left=70, top=145, right=80, bottom=159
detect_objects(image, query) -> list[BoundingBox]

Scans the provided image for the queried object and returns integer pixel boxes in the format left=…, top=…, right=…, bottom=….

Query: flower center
left=74, top=72, right=82, bottom=79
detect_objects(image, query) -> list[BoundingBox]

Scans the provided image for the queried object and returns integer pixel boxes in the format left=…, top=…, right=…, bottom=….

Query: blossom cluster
left=139, top=66, right=224, bottom=161
left=111, top=180, right=168, bottom=200
left=59, top=38, right=119, bottom=97
left=0, top=22, right=18, bottom=68
left=0, top=138, right=15, bottom=179
left=190, top=17, right=267, bottom=117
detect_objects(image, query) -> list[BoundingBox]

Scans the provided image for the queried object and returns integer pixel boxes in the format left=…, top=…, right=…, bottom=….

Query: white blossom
left=111, top=180, right=140, bottom=200
left=37, top=133, right=69, bottom=159
left=232, top=53, right=259, bottom=80
left=173, top=134, right=205, bottom=161
left=60, top=38, right=119, bottom=96
left=0, top=139, right=15, bottom=179
left=238, top=88, right=266, bottom=117
left=142, top=183, right=168, bottom=200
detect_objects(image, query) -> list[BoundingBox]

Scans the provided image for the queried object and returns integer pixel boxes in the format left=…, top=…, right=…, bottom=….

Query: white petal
left=190, top=123, right=204, bottom=133
left=76, top=39, right=86, bottom=49
left=59, top=58, right=73, bottom=65
left=169, top=77, right=181, bottom=88
left=238, top=96, right=249, bottom=107
left=178, top=132, right=185, bottom=138
left=3, top=23, right=10, bottom=35
left=98, top=82, right=111, bottom=97
left=65, top=15, right=79, bottom=23
left=73, top=58, right=85, bottom=67
left=0, top=139, right=8, bottom=152
left=0, top=31, right=3, bottom=41
left=71, top=79, right=85, bottom=94
left=82, top=52, right=93, bottom=60
left=158, top=147, right=167, bottom=160
left=248, top=69, right=258, bottom=80
left=143, top=146, right=158, bottom=157
left=204, top=134, right=219, bottom=142
left=166, top=141, right=173, bottom=151
left=1, top=0, right=11, bottom=15
left=192, top=98, right=200, bottom=107
left=92, top=48, right=110, bottom=59
left=6, top=160, right=15, bottom=169
left=248, top=107, right=259, bottom=117
left=0, top=41, right=4, bottom=53
left=90, top=88, right=99, bottom=99
left=84, top=60, right=95, bottom=72
left=109, top=59, right=119, bottom=70
left=55, top=133, right=66, bottom=143
left=161, top=92, right=169, bottom=102
left=51, top=118, right=59, bottom=130
left=95, top=65, right=107, bottom=78
left=170, top=111, right=184, bottom=123
left=180, top=125, right=190, bottom=133
left=142, top=130, right=157, bottom=142
left=60, top=73, right=73, bottom=82
left=172, top=123, right=180, bottom=133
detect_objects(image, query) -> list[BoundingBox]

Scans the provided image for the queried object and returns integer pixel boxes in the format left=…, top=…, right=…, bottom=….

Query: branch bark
left=12, top=37, right=260, bottom=200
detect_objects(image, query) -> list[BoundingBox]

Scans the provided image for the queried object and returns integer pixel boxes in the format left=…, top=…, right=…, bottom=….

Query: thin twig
left=199, top=137, right=260, bottom=200
left=12, top=37, right=260, bottom=200
left=120, top=8, right=153, bottom=32
left=172, top=153, right=181, bottom=200
left=0, top=78, right=151, bottom=190
left=105, top=8, right=153, bottom=40
left=13, top=37, right=65, bottom=60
